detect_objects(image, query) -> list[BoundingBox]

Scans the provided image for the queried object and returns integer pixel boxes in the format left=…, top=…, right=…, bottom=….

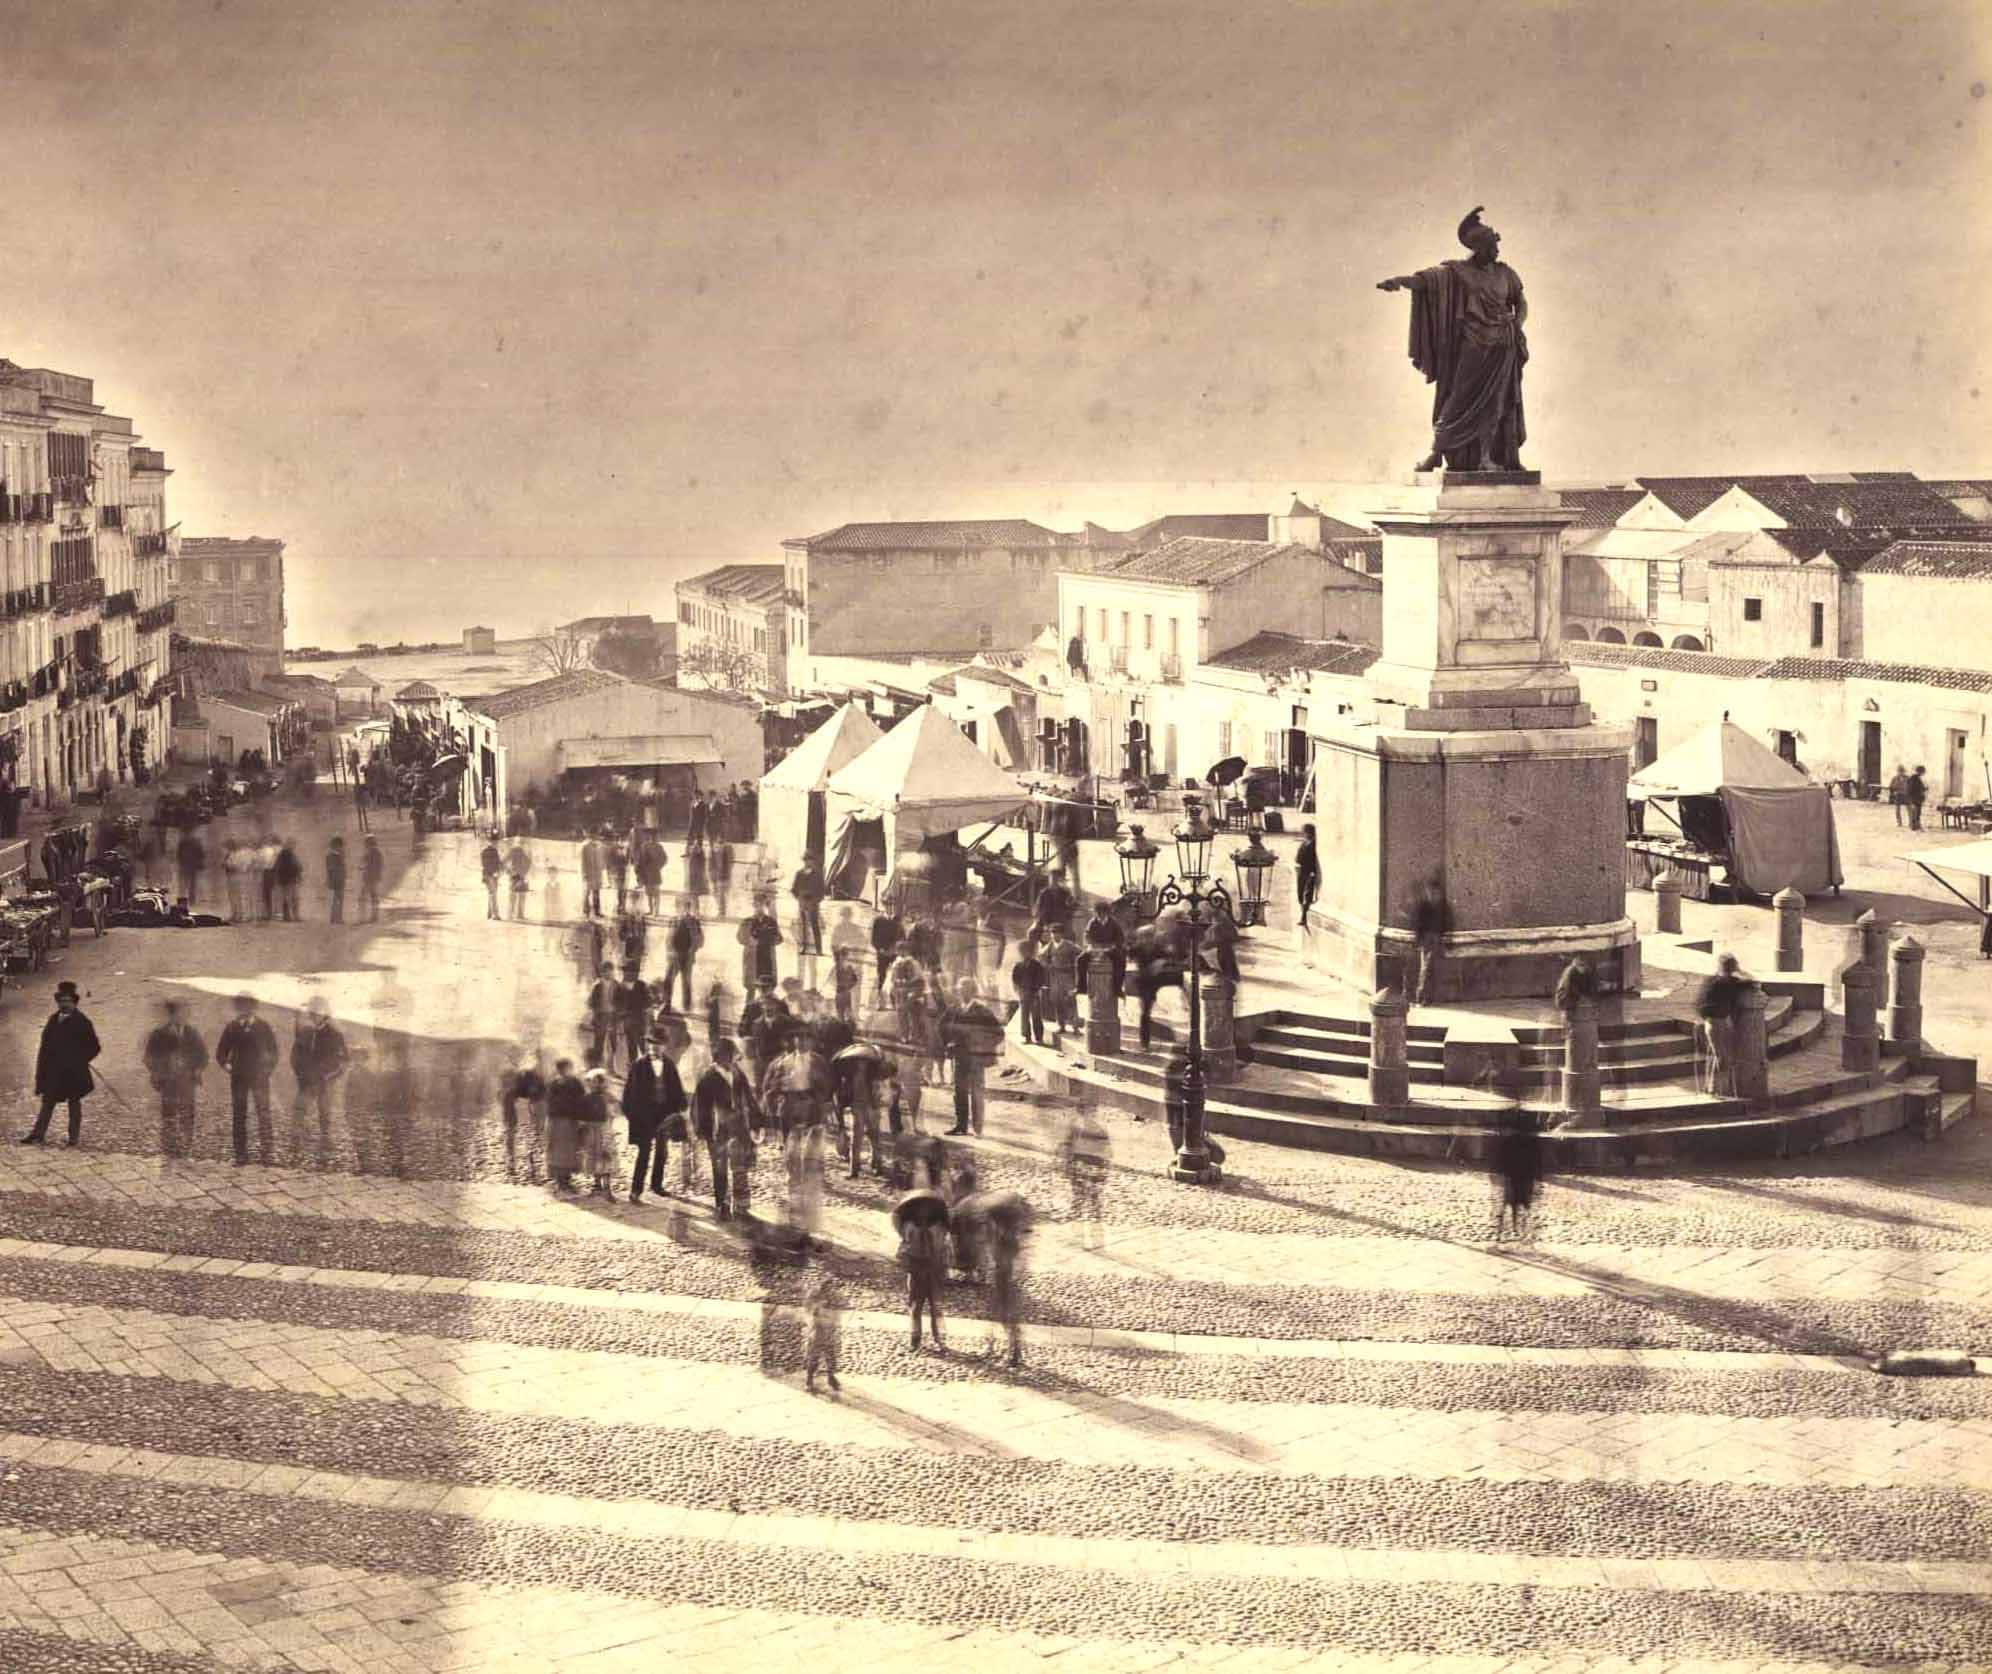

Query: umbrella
left=428, top=753, right=469, bottom=780
left=1205, top=755, right=1247, bottom=787
left=952, top=1188, right=1034, bottom=1237
left=891, top=1189, right=950, bottom=1232
left=834, top=1042, right=883, bottom=1063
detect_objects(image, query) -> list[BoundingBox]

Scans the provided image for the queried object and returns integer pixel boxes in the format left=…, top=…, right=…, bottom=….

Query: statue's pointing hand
left=1376, top=277, right=1410, bottom=293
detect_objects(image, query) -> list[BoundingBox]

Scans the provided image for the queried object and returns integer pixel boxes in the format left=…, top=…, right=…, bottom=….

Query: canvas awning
left=1902, top=839, right=1992, bottom=916
left=1629, top=719, right=1809, bottom=797
left=558, top=734, right=721, bottom=772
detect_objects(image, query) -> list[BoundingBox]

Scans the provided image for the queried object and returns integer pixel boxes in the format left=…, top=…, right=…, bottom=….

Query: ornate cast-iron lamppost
left=1157, top=797, right=1229, bottom=1185
left=1229, top=807, right=1279, bottom=928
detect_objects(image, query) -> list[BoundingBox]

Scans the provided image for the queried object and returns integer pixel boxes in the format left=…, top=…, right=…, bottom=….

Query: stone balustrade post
left=1857, top=909, right=1891, bottom=984
left=1199, top=971, right=1238, bottom=1085
left=1085, top=953, right=1121, bottom=1057
left=1560, top=995, right=1601, bottom=1113
left=1653, top=870, right=1683, bottom=935
left=1840, top=960, right=1880, bottom=1074
left=1732, top=985, right=1770, bottom=1104
left=1888, top=935, right=1926, bottom=1049
left=1773, top=887, right=1804, bottom=973
left=1367, top=988, right=1410, bottom=1109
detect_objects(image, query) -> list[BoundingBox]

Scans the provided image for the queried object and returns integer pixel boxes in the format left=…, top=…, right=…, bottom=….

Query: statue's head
left=1457, top=205, right=1499, bottom=260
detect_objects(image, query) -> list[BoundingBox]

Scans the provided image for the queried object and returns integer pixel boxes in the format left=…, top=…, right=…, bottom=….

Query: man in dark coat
left=621, top=1031, right=688, bottom=1203
left=870, top=905, right=903, bottom=1000
left=791, top=861, right=825, bottom=955
left=1033, top=871, right=1075, bottom=941
left=738, top=902, right=783, bottom=991
left=144, top=998, right=209, bottom=1159
left=1905, top=765, right=1928, bottom=832
left=693, top=1038, right=755, bottom=1217
left=1295, top=824, right=1320, bottom=926
left=1083, top=899, right=1127, bottom=1000
left=662, top=898, right=703, bottom=1014
left=175, top=831, right=205, bottom=906
left=290, top=997, right=350, bottom=1169
left=740, top=980, right=790, bottom=1104
left=479, top=839, right=503, bottom=919
left=215, top=992, right=279, bottom=1166
left=616, top=964, right=653, bottom=1074
left=325, top=837, right=348, bottom=924
left=23, top=982, right=101, bottom=1147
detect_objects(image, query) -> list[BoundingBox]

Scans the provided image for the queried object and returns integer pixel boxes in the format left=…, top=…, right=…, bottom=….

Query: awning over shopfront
left=557, top=734, right=722, bottom=773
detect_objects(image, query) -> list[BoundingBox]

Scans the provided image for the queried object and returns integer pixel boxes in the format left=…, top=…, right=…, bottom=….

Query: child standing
left=804, top=1270, right=843, bottom=1393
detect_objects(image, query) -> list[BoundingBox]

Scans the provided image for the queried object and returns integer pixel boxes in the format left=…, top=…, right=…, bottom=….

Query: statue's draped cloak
left=1406, top=259, right=1528, bottom=458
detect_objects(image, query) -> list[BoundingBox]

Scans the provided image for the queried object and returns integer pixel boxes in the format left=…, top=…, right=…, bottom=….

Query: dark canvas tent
left=1629, top=720, right=1843, bottom=895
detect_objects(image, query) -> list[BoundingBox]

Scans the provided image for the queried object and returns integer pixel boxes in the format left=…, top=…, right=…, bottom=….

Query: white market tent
left=1901, top=838, right=1992, bottom=920
left=757, top=701, right=883, bottom=878
left=824, top=703, right=1028, bottom=889
left=1629, top=719, right=1843, bottom=896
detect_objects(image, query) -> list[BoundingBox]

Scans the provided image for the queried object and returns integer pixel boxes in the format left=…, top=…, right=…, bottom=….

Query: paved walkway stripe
left=1, top=1437, right=1987, bottom=1600
left=4, top=1298, right=1987, bottom=1488
left=0, top=1235, right=1924, bottom=1374
left=0, top=1523, right=1964, bottom=1674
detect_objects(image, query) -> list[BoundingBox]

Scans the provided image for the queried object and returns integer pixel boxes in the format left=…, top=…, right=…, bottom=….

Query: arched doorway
left=1670, top=635, right=1705, bottom=651
left=1563, top=623, right=1590, bottom=641
left=1597, top=627, right=1626, bottom=645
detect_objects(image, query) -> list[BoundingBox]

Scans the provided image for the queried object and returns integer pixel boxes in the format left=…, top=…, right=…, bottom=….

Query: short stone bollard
left=1085, top=953, right=1122, bottom=1057
left=1840, top=960, right=1880, bottom=1074
left=1654, top=870, right=1683, bottom=935
left=1857, top=908, right=1891, bottom=984
left=1732, top=984, right=1770, bottom=1103
left=1367, top=987, right=1410, bottom=1109
left=1888, top=935, right=1926, bottom=1049
left=1560, top=994, right=1601, bottom=1113
left=1199, top=970, right=1238, bottom=1085
left=1773, top=887, right=1804, bottom=973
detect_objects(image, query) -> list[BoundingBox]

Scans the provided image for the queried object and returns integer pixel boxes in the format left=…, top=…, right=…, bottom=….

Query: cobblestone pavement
left=1, top=790, right=1990, bottom=1670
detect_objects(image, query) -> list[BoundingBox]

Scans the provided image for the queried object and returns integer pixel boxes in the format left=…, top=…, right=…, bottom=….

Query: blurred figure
left=942, top=979, right=1000, bottom=1137
left=324, top=836, right=347, bottom=925
left=784, top=1120, right=827, bottom=1250
left=545, top=1057, right=587, bottom=1192
left=274, top=840, right=303, bottom=922
left=289, top=996, right=349, bottom=1171
left=987, top=1207, right=1030, bottom=1369
left=709, top=836, right=734, bottom=921
left=1045, top=923, right=1081, bottom=1035
left=580, top=1066, right=617, bottom=1197
left=898, top=1206, right=948, bottom=1352
left=215, top=993, right=279, bottom=1167
left=1010, top=935, right=1046, bottom=1045
left=1410, top=872, right=1451, bottom=1005
left=479, top=837, right=503, bottom=919
left=359, top=835, right=385, bottom=923
left=505, top=838, right=532, bottom=920
left=143, top=998, right=208, bottom=1159
left=636, top=833, right=668, bottom=917
left=1695, top=953, right=1756, bottom=1097
left=1061, top=1102, right=1112, bottom=1251
left=503, top=1052, right=549, bottom=1183
left=803, top=1269, right=843, bottom=1393
left=663, top=897, right=703, bottom=1014
left=1492, top=1106, right=1544, bottom=1242
left=221, top=838, right=248, bottom=923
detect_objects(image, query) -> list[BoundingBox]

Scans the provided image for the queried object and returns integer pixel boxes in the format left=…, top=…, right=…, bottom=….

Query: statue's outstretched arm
left=1376, top=274, right=1420, bottom=293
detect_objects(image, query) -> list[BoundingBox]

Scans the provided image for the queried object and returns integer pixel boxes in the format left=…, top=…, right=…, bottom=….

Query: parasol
left=891, top=1189, right=950, bottom=1232
left=834, top=1042, right=883, bottom=1063
left=1205, top=756, right=1247, bottom=788
left=952, top=1188, right=1034, bottom=1237
left=428, top=754, right=469, bottom=780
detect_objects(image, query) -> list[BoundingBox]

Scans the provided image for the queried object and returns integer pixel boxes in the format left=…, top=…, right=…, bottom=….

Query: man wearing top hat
left=22, top=981, right=101, bottom=1148
left=621, top=1028, right=688, bottom=1204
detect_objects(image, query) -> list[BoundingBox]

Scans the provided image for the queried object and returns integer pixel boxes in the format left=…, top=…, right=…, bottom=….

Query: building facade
left=173, top=536, right=285, bottom=680
left=464, top=626, right=496, bottom=655
left=675, top=564, right=786, bottom=695
left=0, top=360, right=178, bottom=806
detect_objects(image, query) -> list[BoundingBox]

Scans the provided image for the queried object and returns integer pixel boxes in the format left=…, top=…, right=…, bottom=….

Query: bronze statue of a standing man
left=1378, top=207, right=1528, bottom=473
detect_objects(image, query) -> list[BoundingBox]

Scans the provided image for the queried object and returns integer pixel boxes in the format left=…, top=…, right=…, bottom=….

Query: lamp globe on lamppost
left=1156, top=795, right=1229, bottom=1185
left=1230, top=806, right=1280, bottom=929
left=1115, top=823, right=1159, bottom=919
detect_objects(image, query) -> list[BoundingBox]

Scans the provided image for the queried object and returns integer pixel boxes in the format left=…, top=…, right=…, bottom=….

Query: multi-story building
left=128, top=447, right=177, bottom=774
left=173, top=536, right=286, bottom=680
left=0, top=359, right=176, bottom=806
left=782, top=519, right=1088, bottom=683
left=464, top=626, right=496, bottom=655
left=674, top=564, right=786, bottom=695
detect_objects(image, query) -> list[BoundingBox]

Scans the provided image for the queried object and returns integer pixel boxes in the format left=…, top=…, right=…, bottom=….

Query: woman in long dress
left=580, top=1067, right=619, bottom=1198
left=545, top=1059, right=588, bottom=1191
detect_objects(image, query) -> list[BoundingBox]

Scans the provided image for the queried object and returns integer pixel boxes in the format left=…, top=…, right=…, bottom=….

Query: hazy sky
left=3, top=0, right=1985, bottom=646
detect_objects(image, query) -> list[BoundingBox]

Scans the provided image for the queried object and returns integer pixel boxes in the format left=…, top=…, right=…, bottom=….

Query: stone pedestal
left=1888, top=936, right=1925, bottom=1049
left=1367, top=988, right=1410, bottom=1109
left=1841, top=961, right=1880, bottom=1074
left=1304, top=474, right=1639, bottom=1002
left=1654, top=870, right=1683, bottom=935
left=1198, top=971, right=1237, bottom=1085
left=1773, top=888, right=1804, bottom=973
left=1733, top=986, right=1771, bottom=1103
left=1560, top=996, right=1601, bottom=1113
left=1085, top=956, right=1121, bottom=1057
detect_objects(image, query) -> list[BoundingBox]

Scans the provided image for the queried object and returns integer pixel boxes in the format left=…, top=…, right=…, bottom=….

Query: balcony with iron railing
left=1108, top=645, right=1130, bottom=675
left=98, top=505, right=124, bottom=529
left=52, top=474, right=90, bottom=506
left=2, top=584, right=49, bottom=620
left=137, top=600, right=176, bottom=634
left=0, top=489, right=55, bottom=524
left=102, top=589, right=138, bottom=620
left=52, top=576, right=106, bottom=617
left=109, top=667, right=142, bottom=700
left=1159, top=652, right=1183, bottom=683
left=133, top=531, right=168, bottom=557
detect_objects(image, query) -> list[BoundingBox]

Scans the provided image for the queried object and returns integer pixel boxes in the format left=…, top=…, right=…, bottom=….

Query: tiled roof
left=558, top=614, right=654, bottom=635
left=395, top=680, right=442, bottom=699
left=925, top=673, right=958, bottom=696
left=468, top=667, right=625, bottom=719
left=1559, top=488, right=1645, bottom=527
left=1316, top=513, right=1374, bottom=541
left=1742, top=479, right=1973, bottom=529
left=210, top=689, right=290, bottom=715
left=1106, top=536, right=1308, bottom=587
left=178, top=535, right=285, bottom=557
left=1565, top=642, right=1773, bottom=679
left=1759, top=656, right=1992, bottom=692
left=331, top=665, right=381, bottom=687
left=1849, top=471, right=1921, bottom=482
left=1124, top=513, right=1272, bottom=546
left=1634, top=477, right=1803, bottom=520
left=947, top=663, right=1035, bottom=693
left=794, top=519, right=1060, bottom=551
left=1925, top=479, right=1992, bottom=498
left=680, top=563, right=783, bottom=604
left=1203, top=632, right=1381, bottom=677
left=1860, top=541, right=1992, bottom=580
